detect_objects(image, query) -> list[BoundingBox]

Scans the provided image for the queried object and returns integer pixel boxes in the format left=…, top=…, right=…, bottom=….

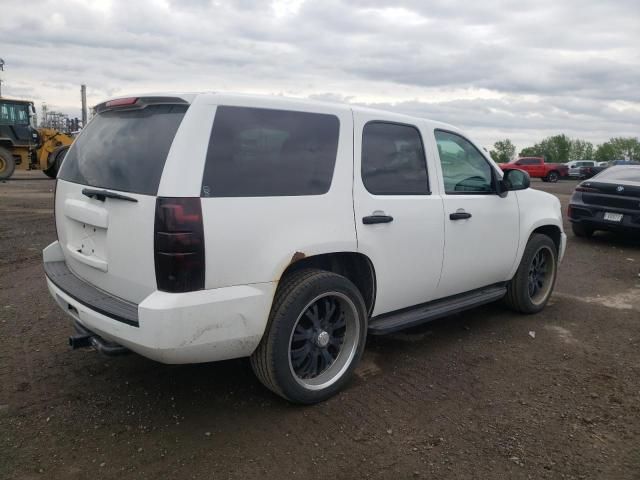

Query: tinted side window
left=435, top=130, right=494, bottom=194
left=59, top=104, right=187, bottom=195
left=201, top=106, right=339, bottom=197
left=520, top=158, right=538, bottom=165
left=361, top=122, right=429, bottom=195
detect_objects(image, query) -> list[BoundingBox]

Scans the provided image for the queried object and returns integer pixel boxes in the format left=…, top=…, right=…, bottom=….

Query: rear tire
left=545, top=171, right=559, bottom=183
left=0, top=147, right=16, bottom=180
left=250, top=269, right=368, bottom=404
left=504, top=234, right=558, bottom=314
left=572, top=223, right=594, bottom=238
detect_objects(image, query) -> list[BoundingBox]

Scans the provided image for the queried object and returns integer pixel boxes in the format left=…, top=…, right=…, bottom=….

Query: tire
left=572, top=223, right=594, bottom=238
left=541, top=178, right=549, bottom=183
left=43, top=145, right=69, bottom=179
left=545, top=171, right=559, bottom=183
left=250, top=269, right=368, bottom=404
left=0, top=147, right=16, bottom=180
left=504, top=234, right=558, bottom=314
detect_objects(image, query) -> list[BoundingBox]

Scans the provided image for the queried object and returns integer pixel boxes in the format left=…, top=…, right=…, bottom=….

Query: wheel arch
left=530, top=224, right=562, bottom=253
left=280, top=251, right=377, bottom=316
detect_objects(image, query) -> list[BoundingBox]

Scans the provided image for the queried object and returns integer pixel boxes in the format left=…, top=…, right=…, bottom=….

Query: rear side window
left=361, top=122, right=429, bottom=195
left=59, top=104, right=188, bottom=195
left=201, top=106, right=340, bottom=197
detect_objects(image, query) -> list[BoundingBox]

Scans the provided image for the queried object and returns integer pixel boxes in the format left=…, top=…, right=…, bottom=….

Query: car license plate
left=604, top=212, right=623, bottom=222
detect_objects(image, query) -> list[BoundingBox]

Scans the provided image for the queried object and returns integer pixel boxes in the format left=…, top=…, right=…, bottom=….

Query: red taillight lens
left=105, top=97, right=138, bottom=108
left=154, top=197, right=205, bottom=293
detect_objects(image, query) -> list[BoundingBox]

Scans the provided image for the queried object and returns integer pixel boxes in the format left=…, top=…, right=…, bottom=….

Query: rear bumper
left=569, top=203, right=640, bottom=233
left=44, top=241, right=276, bottom=364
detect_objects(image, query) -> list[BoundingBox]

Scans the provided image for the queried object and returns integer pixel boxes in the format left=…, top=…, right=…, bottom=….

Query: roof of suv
left=99, top=91, right=460, bottom=134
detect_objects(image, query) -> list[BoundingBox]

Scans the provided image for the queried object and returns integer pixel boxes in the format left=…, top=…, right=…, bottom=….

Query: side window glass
left=361, top=122, right=429, bottom=195
left=202, top=106, right=340, bottom=197
left=435, top=130, right=494, bottom=194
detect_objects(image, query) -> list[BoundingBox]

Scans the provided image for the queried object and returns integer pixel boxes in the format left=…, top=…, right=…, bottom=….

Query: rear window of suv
left=59, top=104, right=188, bottom=195
left=201, top=106, right=340, bottom=197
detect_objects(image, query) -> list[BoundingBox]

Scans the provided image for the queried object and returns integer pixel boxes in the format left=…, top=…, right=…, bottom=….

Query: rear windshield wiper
left=82, top=188, right=138, bottom=203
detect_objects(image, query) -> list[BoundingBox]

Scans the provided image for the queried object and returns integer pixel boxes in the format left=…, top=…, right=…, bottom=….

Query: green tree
left=595, top=142, right=617, bottom=162
left=569, top=139, right=594, bottom=161
left=489, top=139, right=516, bottom=163
left=608, top=137, right=640, bottom=161
left=520, top=134, right=571, bottom=163
left=595, top=137, right=640, bottom=162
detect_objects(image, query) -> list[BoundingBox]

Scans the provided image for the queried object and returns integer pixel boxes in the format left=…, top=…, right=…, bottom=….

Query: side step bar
left=368, top=285, right=507, bottom=335
left=69, top=321, right=130, bottom=356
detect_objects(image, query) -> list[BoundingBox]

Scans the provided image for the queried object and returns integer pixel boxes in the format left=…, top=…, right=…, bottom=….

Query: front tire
left=545, top=171, right=559, bottom=183
left=251, top=269, right=368, bottom=404
left=504, top=234, right=558, bottom=314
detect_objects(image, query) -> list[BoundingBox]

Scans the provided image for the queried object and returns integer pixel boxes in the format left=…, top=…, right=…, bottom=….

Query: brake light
left=105, top=97, right=138, bottom=108
left=154, top=197, right=205, bottom=293
left=576, top=186, right=599, bottom=192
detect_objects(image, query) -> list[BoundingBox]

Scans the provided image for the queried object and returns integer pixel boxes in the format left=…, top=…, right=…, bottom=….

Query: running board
left=368, top=285, right=507, bottom=335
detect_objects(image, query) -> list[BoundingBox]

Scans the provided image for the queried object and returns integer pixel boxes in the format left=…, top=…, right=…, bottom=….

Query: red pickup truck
left=500, top=157, right=568, bottom=183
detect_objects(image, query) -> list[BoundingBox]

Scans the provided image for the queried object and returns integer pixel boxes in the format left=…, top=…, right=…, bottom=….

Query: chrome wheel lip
left=528, top=245, right=556, bottom=305
left=288, top=292, right=360, bottom=391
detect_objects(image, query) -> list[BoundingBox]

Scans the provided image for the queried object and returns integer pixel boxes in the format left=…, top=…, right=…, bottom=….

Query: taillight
left=154, top=197, right=205, bottom=293
left=576, top=186, right=599, bottom=192
left=53, top=178, right=59, bottom=240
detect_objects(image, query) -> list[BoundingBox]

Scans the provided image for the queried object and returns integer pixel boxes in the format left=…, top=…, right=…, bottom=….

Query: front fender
left=509, top=189, right=565, bottom=278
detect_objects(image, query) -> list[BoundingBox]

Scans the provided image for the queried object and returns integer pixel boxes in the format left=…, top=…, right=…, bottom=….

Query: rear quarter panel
left=173, top=95, right=358, bottom=289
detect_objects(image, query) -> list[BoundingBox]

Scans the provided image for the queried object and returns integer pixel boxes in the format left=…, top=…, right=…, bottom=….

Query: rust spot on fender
left=290, top=251, right=306, bottom=264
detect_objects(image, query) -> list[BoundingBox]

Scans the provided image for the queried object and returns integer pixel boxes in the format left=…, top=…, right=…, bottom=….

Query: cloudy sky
left=1, top=0, right=638, bottom=150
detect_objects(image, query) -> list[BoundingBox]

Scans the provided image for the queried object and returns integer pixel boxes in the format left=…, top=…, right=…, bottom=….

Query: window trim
left=434, top=128, right=500, bottom=196
left=361, top=120, right=431, bottom=196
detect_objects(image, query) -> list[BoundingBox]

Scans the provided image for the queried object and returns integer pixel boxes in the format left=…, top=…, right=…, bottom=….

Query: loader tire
left=43, top=145, right=69, bottom=179
left=0, top=147, right=16, bottom=180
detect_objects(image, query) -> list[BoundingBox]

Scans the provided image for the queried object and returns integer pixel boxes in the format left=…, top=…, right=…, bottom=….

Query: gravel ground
left=1, top=172, right=639, bottom=479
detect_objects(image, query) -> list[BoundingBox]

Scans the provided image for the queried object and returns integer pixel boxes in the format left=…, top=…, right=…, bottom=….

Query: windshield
left=0, top=102, right=31, bottom=126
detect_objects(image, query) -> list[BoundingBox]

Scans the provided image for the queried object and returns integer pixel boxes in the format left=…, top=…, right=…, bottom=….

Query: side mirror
left=498, top=169, right=530, bottom=197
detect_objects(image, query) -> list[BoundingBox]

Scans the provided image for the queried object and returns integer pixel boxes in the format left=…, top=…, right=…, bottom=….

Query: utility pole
left=80, top=84, right=87, bottom=128
left=0, top=58, right=5, bottom=97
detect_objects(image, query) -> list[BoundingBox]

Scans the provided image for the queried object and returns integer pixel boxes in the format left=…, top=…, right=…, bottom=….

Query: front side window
left=361, top=122, right=429, bottom=195
left=201, top=106, right=340, bottom=197
left=435, top=130, right=494, bottom=194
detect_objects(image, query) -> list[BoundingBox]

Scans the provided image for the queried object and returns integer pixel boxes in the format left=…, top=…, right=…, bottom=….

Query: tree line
left=489, top=135, right=640, bottom=164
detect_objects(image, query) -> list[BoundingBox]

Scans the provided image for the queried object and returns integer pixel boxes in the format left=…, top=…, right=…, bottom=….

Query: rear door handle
left=450, top=212, right=472, bottom=220
left=363, top=214, right=394, bottom=225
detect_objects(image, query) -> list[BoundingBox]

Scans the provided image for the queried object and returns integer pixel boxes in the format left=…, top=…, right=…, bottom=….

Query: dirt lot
left=1, top=172, right=639, bottom=480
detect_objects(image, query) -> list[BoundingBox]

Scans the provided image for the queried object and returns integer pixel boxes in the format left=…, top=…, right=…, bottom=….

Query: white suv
left=43, top=93, right=566, bottom=403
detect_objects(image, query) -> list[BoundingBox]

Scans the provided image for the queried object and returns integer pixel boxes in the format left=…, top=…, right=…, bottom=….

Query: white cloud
left=0, top=0, right=638, bottom=151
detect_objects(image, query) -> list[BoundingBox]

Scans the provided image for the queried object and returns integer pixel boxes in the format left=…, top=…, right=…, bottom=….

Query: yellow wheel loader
left=0, top=98, right=73, bottom=180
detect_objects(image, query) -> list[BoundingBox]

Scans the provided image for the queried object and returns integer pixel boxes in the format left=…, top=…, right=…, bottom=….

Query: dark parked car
left=580, top=160, right=640, bottom=180
left=569, top=166, right=640, bottom=237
